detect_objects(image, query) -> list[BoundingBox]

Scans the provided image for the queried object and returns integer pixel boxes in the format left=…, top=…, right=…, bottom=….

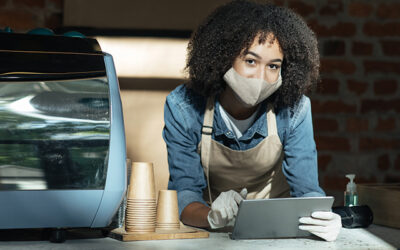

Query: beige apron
left=200, top=96, right=290, bottom=204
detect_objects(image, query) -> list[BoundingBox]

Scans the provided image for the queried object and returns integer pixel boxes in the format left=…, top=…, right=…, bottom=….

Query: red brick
left=377, top=3, right=400, bottom=20
left=45, top=13, right=62, bottom=29
left=315, top=136, right=351, bottom=151
left=363, top=22, right=400, bottom=37
left=323, top=175, right=378, bottom=193
left=14, top=0, right=45, bottom=8
left=373, top=79, right=397, bottom=95
left=318, top=155, right=332, bottom=172
left=271, top=0, right=285, bottom=6
left=347, top=79, right=368, bottom=95
left=311, top=100, right=357, bottom=114
left=375, top=117, right=396, bottom=131
left=352, top=41, right=373, bottom=56
left=319, top=0, right=343, bottom=16
left=323, top=175, right=347, bottom=192
left=288, top=0, right=315, bottom=17
left=0, top=0, right=7, bottom=8
left=361, top=99, right=400, bottom=113
left=0, top=9, right=36, bottom=31
left=380, top=40, right=400, bottom=56
left=346, top=117, right=368, bottom=132
left=314, top=118, right=339, bottom=132
left=349, top=2, right=373, bottom=18
left=317, top=78, right=340, bottom=94
left=321, top=59, right=357, bottom=75
left=359, top=137, right=400, bottom=151
left=395, top=155, right=400, bottom=170
left=377, top=154, right=390, bottom=171
left=308, top=20, right=357, bottom=37
left=323, top=40, right=345, bottom=56
left=364, top=60, right=400, bottom=75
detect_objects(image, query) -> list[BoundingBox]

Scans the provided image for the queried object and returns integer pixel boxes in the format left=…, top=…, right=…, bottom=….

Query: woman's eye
left=245, top=59, right=256, bottom=65
left=268, top=64, right=280, bottom=70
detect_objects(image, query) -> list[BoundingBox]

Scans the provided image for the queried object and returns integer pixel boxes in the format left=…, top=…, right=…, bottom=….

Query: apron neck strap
left=203, top=95, right=215, bottom=128
left=266, top=104, right=278, bottom=136
left=201, top=95, right=215, bottom=204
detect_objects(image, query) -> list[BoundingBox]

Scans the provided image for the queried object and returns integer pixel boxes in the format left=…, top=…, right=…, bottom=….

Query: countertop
left=0, top=224, right=398, bottom=250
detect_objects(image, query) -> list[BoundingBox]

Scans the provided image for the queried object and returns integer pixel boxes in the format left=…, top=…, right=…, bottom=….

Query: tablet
left=230, top=196, right=334, bottom=240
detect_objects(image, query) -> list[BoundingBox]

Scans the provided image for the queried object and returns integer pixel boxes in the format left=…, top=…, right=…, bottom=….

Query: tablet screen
left=231, top=196, right=334, bottom=240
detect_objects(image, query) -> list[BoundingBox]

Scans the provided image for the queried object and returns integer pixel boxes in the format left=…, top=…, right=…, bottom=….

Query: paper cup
left=126, top=158, right=132, bottom=185
left=128, top=162, right=156, bottom=200
left=156, top=190, right=180, bottom=229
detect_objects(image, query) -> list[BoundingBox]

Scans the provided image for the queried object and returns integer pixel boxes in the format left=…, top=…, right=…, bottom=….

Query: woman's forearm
left=180, top=202, right=211, bottom=228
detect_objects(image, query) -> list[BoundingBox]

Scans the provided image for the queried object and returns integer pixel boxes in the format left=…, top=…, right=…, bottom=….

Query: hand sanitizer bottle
left=344, top=174, right=358, bottom=206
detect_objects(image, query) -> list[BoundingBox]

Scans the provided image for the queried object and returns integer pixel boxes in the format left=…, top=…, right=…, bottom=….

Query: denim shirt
left=162, top=84, right=325, bottom=215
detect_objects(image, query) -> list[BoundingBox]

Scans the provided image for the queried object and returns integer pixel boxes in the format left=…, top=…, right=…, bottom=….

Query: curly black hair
left=185, top=0, right=319, bottom=110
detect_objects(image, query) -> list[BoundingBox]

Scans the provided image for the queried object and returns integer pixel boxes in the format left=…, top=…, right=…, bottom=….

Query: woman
left=162, top=0, right=341, bottom=241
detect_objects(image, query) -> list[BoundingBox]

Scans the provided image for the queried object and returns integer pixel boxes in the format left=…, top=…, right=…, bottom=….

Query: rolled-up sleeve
left=282, top=96, right=326, bottom=197
left=162, top=92, right=208, bottom=216
left=177, top=190, right=208, bottom=215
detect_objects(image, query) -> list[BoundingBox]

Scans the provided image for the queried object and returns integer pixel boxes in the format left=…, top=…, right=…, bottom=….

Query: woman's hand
left=299, top=211, right=342, bottom=241
left=207, top=188, right=247, bottom=229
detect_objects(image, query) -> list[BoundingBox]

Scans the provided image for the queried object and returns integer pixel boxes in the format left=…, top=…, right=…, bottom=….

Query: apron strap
left=266, top=104, right=278, bottom=136
left=201, top=96, right=215, bottom=204
left=201, top=100, right=277, bottom=204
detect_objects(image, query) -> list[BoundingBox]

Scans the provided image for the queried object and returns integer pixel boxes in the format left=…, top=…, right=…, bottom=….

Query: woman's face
left=233, top=34, right=283, bottom=84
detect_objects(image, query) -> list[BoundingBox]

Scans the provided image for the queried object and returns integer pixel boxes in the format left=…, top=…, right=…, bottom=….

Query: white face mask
left=223, top=67, right=282, bottom=107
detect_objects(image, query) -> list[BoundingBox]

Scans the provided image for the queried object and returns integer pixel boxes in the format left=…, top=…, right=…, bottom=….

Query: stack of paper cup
left=125, top=162, right=156, bottom=233
left=156, top=190, right=180, bottom=230
left=116, top=158, right=132, bottom=228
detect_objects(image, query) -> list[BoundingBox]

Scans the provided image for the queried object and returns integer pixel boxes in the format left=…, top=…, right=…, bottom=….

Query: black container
left=332, top=205, right=373, bottom=228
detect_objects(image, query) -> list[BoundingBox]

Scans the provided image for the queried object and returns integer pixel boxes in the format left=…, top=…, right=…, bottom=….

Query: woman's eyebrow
left=245, top=51, right=262, bottom=59
left=269, top=59, right=283, bottom=63
left=245, top=51, right=283, bottom=63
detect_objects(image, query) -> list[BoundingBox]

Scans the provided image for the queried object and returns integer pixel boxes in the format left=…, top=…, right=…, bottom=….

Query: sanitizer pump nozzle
left=334, top=174, right=373, bottom=228
left=344, top=174, right=358, bottom=206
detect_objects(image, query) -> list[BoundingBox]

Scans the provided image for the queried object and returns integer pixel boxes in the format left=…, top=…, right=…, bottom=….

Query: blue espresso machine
left=0, top=32, right=126, bottom=241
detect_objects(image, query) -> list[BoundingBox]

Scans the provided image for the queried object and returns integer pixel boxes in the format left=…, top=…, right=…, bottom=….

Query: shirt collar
left=240, top=101, right=268, bottom=140
left=213, top=98, right=232, bottom=137
left=213, top=97, right=268, bottom=139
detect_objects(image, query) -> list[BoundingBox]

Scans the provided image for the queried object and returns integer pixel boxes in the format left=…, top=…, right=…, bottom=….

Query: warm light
left=95, top=37, right=189, bottom=79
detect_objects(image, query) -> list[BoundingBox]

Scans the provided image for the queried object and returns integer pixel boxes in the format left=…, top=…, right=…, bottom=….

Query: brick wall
left=1, top=0, right=399, bottom=206
left=275, top=0, right=400, bottom=205
left=0, top=0, right=62, bottom=32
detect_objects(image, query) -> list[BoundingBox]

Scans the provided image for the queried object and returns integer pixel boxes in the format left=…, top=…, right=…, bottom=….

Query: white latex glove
left=207, top=188, right=247, bottom=229
left=299, top=211, right=342, bottom=242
